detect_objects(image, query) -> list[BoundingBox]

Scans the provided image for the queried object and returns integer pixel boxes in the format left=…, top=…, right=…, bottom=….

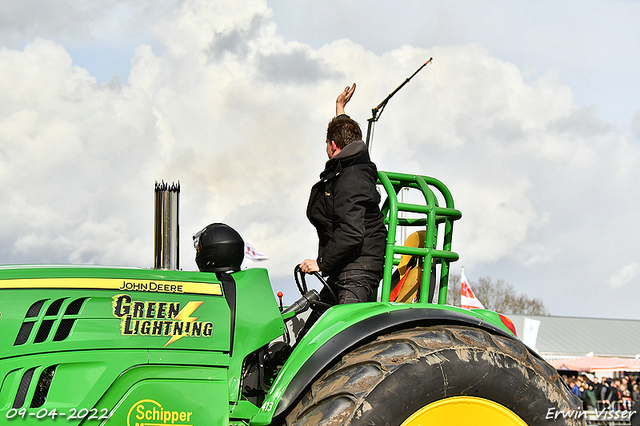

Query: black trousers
left=297, top=270, right=382, bottom=341
left=324, top=269, right=382, bottom=304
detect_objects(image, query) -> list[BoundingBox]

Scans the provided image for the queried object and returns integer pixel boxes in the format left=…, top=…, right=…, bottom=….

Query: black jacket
left=307, top=141, right=387, bottom=278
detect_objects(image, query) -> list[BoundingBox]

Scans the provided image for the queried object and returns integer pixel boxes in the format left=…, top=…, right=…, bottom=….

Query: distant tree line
left=446, top=272, right=549, bottom=315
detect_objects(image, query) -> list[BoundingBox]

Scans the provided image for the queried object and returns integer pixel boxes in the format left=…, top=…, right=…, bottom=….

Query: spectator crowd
left=565, top=374, right=640, bottom=411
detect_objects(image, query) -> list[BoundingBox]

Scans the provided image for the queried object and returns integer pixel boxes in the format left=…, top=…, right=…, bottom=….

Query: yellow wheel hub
left=401, top=396, right=527, bottom=426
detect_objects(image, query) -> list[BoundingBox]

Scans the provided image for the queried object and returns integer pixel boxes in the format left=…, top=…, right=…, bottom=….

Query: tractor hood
left=0, top=265, right=231, bottom=359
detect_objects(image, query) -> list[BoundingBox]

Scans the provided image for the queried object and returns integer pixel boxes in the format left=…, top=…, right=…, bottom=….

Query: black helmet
left=193, top=223, right=244, bottom=272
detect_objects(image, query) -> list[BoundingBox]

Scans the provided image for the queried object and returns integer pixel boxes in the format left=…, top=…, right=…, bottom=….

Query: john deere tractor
left=0, top=171, right=582, bottom=425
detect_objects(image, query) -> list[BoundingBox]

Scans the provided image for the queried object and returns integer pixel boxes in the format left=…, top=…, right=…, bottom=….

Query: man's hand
left=336, top=83, right=356, bottom=116
left=300, top=259, right=320, bottom=274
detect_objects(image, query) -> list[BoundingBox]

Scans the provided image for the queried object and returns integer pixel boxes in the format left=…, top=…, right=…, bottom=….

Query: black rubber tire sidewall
left=284, top=325, right=584, bottom=426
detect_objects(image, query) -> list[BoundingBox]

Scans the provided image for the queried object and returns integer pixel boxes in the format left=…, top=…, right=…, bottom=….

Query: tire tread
left=285, top=325, right=584, bottom=426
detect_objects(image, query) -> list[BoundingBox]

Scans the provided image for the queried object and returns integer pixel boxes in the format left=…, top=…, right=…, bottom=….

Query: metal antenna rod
left=365, top=57, right=433, bottom=151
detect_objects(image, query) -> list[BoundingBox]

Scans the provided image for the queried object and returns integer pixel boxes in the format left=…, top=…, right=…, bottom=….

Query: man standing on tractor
left=300, top=84, right=387, bottom=307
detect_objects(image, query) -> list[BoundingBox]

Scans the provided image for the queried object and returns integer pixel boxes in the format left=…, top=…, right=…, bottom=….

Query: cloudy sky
left=1, top=0, right=639, bottom=319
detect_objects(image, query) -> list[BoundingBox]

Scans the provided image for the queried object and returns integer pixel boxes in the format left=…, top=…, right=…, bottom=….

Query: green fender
left=250, top=302, right=516, bottom=425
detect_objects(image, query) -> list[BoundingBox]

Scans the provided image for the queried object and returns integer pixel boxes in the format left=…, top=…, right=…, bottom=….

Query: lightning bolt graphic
left=164, top=301, right=203, bottom=347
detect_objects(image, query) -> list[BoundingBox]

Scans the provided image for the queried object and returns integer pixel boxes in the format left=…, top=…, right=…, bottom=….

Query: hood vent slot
left=13, top=368, right=35, bottom=409
left=65, top=298, right=86, bottom=315
left=34, top=320, right=54, bottom=343
left=9, top=366, right=57, bottom=409
left=53, top=319, right=76, bottom=341
left=13, top=298, right=88, bottom=346
left=26, top=300, right=46, bottom=318
left=31, top=365, right=57, bottom=408
left=45, top=298, right=65, bottom=316
left=14, top=323, right=35, bottom=346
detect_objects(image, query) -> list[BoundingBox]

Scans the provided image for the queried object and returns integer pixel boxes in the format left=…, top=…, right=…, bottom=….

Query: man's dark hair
left=326, top=115, right=362, bottom=149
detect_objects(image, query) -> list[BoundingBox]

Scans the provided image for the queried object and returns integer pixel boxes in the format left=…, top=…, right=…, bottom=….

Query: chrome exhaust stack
left=154, top=181, right=180, bottom=270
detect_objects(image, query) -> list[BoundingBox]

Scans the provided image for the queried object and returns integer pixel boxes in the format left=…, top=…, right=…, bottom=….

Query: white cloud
left=1, top=0, right=640, bottom=317
left=0, top=0, right=181, bottom=46
left=609, top=263, right=640, bottom=289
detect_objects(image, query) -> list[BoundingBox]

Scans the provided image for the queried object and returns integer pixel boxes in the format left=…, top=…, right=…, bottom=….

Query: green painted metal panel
left=251, top=301, right=513, bottom=424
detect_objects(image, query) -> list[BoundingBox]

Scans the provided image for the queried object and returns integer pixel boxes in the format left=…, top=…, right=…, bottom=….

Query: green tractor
left=0, top=171, right=582, bottom=425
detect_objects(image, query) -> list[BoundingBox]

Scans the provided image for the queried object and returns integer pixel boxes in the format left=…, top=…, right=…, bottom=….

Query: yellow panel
left=0, top=278, right=222, bottom=296
left=401, top=396, right=528, bottom=426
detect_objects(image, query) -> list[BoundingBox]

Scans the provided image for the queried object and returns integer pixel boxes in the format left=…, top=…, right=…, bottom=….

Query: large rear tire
left=284, top=325, right=584, bottom=426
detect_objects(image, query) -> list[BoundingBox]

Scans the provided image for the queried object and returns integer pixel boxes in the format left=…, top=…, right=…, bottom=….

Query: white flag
left=460, top=268, right=485, bottom=309
left=522, top=318, right=541, bottom=350
left=243, top=241, right=269, bottom=262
